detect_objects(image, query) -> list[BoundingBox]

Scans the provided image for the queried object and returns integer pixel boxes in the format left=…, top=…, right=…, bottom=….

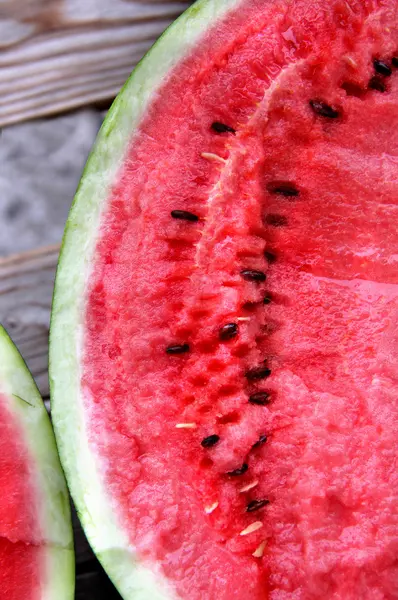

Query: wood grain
left=0, top=0, right=192, bottom=126
left=0, top=244, right=122, bottom=594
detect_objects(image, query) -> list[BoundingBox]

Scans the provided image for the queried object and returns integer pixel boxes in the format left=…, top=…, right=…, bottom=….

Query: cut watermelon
left=50, top=0, right=398, bottom=598
left=0, top=326, right=74, bottom=599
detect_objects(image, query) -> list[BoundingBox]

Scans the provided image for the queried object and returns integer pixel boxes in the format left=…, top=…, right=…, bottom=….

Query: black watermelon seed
left=252, top=434, right=268, bottom=448
left=246, top=366, right=271, bottom=381
left=166, top=343, right=190, bottom=355
left=309, top=100, right=340, bottom=119
left=227, top=463, right=249, bottom=476
left=264, top=251, right=277, bottom=263
left=201, top=434, right=220, bottom=448
left=211, top=121, right=236, bottom=134
left=246, top=499, right=270, bottom=512
left=219, top=323, right=238, bottom=341
left=240, top=269, right=266, bottom=282
left=171, top=210, right=199, bottom=222
left=265, top=214, right=288, bottom=227
left=263, top=294, right=272, bottom=305
left=266, top=182, right=299, bottom=197
left=369, top=76, right=386, bottom=92
left=374, top=59, right=392, bottom=76
left=249, top=392, right=270, bottom=406
left=392, top=57, right=398, bottom=68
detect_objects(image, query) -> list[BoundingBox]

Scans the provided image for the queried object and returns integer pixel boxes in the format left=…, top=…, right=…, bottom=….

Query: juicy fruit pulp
left=0, top=397, right=42, bottom=599
left=67, top=0, right=398, bottom=598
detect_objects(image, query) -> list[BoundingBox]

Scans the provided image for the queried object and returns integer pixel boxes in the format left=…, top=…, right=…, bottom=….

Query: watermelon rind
left=49, top=1, right=243, bottom=598
left=0, top=325, right=74, bottom=600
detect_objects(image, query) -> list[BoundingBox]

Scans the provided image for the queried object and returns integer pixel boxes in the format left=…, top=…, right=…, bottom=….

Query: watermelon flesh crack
left=61, top=1, right=398, bottom=598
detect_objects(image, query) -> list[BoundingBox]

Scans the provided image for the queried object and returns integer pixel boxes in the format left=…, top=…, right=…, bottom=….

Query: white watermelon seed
left=201, top=152, right=227, bottom=164
left=252, top=540, right=267, bottom=558
left=175, top=423, right=197, bottom=429
left=239, top=521, right=263, bottom=536
left=204, top=502, right=219, bottom=514
left=343, top=55, right=357, bottom=68
left=239, top=480, right=259, bottom=493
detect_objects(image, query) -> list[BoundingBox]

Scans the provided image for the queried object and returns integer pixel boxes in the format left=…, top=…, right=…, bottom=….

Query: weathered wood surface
left=0, top=243, right=122, bottom=595
left=0, top=0, right=192, bottom=127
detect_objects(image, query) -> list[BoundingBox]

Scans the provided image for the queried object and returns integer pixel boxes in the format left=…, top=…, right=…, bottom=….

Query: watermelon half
left=0, top=326, right=74, bottom=599
left=50, top=0, right=398, bottom=598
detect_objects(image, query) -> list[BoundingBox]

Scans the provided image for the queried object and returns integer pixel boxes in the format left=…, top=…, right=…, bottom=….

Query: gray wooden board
left=0, top=0, right=192, bottom=126
left=1, top=109, right=103, bottom=257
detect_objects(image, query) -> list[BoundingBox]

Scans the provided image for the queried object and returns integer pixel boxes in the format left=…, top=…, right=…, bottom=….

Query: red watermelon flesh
left=73, top=0, right=398, bottom=598
left=0, top=396, right=41, bottom=599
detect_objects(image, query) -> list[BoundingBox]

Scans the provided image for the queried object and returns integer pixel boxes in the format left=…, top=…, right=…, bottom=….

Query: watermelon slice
left=0, top=326, right=74, bottom=599
left=50, top=0, right=398, bottom=598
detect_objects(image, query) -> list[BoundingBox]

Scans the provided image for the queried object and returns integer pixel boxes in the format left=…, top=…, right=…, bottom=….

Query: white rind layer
left=49, top=1, right=244, bottom=598
left=0, top=326, right=74, bottom=600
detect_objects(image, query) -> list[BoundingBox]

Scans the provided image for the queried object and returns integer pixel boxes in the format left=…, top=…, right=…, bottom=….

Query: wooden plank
left=0, top=0, right=192, bottom=127
left=0, top=245, right=59, bottom=398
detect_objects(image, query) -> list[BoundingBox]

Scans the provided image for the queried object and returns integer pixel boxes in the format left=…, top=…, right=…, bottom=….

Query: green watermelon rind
left=0, top=325, right=74, bottom=600
left=49, top=1, right=243, bottom=598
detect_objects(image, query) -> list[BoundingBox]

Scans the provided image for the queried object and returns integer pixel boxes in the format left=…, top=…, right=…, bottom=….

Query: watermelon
left=50, top=0, right=398, bottom=598
left=0, top=326, right=74, bottom=599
